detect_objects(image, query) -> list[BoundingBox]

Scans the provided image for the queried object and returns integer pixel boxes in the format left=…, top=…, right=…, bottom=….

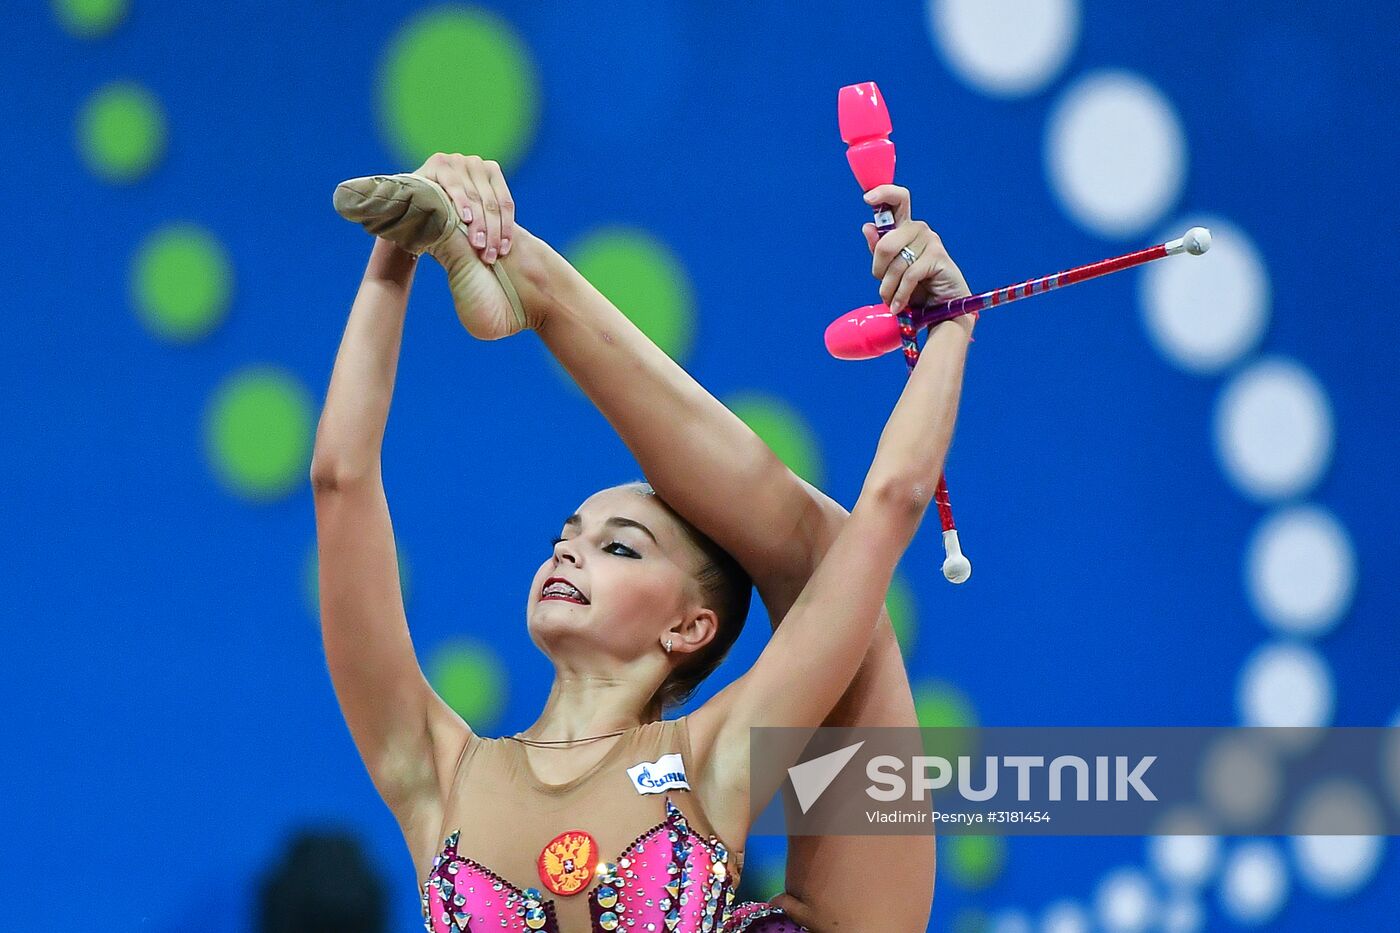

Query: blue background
left=3, top=1, right=1396, bottom=930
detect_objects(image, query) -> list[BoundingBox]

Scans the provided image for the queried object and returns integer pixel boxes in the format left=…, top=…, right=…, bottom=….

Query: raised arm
left=310, top=237, right=468, bottom=837
left=693, top=308, right=974, bottom=760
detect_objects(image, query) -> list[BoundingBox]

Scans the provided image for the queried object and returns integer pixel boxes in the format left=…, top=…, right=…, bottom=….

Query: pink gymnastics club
left=824, top=227, right=1213, bottom=360
left=838, top=81, right=970, bottom=585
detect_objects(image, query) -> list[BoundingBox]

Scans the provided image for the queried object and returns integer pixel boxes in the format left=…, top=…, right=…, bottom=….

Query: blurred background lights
left=946, top=835, right=1008, bottom=890
left=427, top=639, right=507, bottom=730
left=1094, top=866, right=1156, bottom=933
left=1200, top=735, right=1282, bottom=830
left=378, top=7, right=539, bottom=171
left=1146, top=808, right=1221, bottom=889
left=1219, top=841, right=1289, bottom=925
left=1215, top=358, right=1334, bottom=502
left=20, top=0, right=1394, bottom=928
left=928, top=0, right=1080, bottom=98
left=1159, top=896, right=1204, bottom=933
left=131, top=223, right=234, bottom=343
left=1246, top=506, right=1356, bottom=637
left=1237, top=641, right=1335, bottom=730
left=52, top=0, right=129, bottom=39
left=1288, top=780, right=1385, bottom=897
left=205, top=367, right=314, bottom=502
left=1140, top=216, right=1270, bottom=374
left=1039, top=899, right=1090, bottom=933
left=77, top=81, right=166, bottom=183
left=1046, top=70, right=1186, bottom=238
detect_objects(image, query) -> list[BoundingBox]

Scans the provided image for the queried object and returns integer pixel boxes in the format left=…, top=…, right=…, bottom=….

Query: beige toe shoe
left=333, top=173, right=526, bottom=336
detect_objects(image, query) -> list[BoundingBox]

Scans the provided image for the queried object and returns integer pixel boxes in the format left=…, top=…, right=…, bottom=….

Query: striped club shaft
left=909, top=243, right=1170, bottom=331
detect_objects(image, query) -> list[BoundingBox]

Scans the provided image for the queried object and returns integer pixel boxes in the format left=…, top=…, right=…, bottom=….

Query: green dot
left=304, top=542, right=412, bottom=617
left=77, top=81, right=165, bottom=183
left=428, top=640, right=506, bottom=728
left=53, top=0, right=129, bottom=38
left=569, top=228, right=695, bottom=362
left=944, top=835, right=1007, bottom=891
left=726, top=392, right=824, bottom=487
left=885, top=570, right=917, bottom=652
left=205, top=367, right=314, bottom=501
left=913, top=680, right=977, bottom=729
left=378, top=8, right=539, bottom=170
left=131, top=223, right=233, bottom=342
left=914, top=679, right=978, bottom=762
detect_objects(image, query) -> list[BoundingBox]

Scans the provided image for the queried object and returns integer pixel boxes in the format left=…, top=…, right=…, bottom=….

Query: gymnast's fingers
left=890, top=232, right=940, bottom=314
left=480, top=161, right=516, bottom=258
left=465, top=157, right=505, bottom=263
left=871, top=221, right=921, bottom=294
left=444, top=155, right=488, bottom=253
left=862, top=222, right=879, bottom=254
left=414, top=152, right=475, bottom=231
left=862, top=184, right=913, bottom=226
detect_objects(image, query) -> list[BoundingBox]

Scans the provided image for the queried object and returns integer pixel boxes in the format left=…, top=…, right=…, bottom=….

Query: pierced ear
left=681, top=607, right=719, bottom=654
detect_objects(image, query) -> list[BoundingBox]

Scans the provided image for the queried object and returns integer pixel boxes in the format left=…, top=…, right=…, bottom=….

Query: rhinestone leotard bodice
left=422, top=797, right=803, bottom=932
left=418, top=718, right=807, bottom=933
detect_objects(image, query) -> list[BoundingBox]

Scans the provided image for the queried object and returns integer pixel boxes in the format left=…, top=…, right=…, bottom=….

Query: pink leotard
left=419, top=717, right=808, bottom=933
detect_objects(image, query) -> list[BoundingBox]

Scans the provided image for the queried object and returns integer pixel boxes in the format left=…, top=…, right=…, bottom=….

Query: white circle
left=1046, top=70, right=1187, bottom=238
left=1094, top=867, right=1156, bottom=933
left=1215, top=358, right=1334, bottom=501
left=1290, top=780, right=1385, bottom=896
left=929, top=0, right=1081, bottom=98
left=1140, top=216, right=1270, bottom=373
left=1219, top=841, right=1289, bottom=925
left=1246, top=506, right=1356, bottom=636
left=1237, top=641, right=1335, bottom=729
left=1040, top=900, right=1090, bottom=933
left=1147, top=808, right=1221, bottom=887
left=1161, top=896, right=1204, bottom=933
left=1200, top=736, right=1282, bottom=830
left=989, top=910, right=1034, bottom=933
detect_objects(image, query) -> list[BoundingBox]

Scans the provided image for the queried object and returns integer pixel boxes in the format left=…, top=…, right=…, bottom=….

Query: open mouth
left=540, top=577, right=589, bottom=605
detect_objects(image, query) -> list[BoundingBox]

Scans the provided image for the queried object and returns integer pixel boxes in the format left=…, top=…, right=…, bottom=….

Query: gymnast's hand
left=861, top=185, right=972, bottom=324
left=410, top=152, right=516, bottom=265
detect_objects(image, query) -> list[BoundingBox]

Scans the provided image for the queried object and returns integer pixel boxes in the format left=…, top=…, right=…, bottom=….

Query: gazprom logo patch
left=627, top=753, right=690, bottom=794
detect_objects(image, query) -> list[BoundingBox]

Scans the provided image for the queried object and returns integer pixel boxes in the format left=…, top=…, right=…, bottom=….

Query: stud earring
left=665, top=637, right=673, bottom=653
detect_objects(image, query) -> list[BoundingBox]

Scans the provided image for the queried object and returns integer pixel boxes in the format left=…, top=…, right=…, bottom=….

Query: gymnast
left=312, top=152, right=975, bottom=932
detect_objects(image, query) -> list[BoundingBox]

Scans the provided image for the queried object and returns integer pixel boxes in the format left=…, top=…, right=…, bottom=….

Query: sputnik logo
left=787, top=741, right=865, bottom=813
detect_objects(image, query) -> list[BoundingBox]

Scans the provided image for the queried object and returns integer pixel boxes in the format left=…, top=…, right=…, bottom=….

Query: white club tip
left=1167, top=226, right=1213, bottom=256
left=942, top=554, right=972, bottom=584
left=940, top=529, right=972, bottom=584
left=1184, top=226, right=1212, bottom=255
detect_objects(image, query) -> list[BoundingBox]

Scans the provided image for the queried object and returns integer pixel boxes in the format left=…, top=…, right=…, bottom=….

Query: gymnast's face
left=527, top=486, right=702, bottom=663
